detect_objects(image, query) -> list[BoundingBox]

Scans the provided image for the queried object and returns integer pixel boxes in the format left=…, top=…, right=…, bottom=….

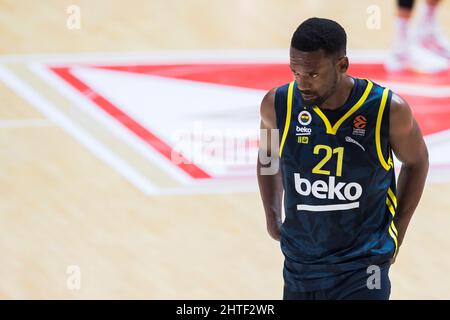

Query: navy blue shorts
left=283, top=263, right=391, bottom=300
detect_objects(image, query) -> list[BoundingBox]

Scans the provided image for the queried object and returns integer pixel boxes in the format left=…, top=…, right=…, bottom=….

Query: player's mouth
left=300, top=93, right=317, bottom=101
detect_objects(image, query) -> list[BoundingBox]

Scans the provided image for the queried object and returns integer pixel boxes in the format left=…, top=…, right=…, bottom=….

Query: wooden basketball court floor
left=0, top=0, right=450, bottom=299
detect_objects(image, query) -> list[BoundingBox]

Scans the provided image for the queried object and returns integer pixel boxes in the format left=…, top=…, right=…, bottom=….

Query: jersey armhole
left=278, top=81, right=295, bottom=157
left=375, top=88, right=394, bottom=171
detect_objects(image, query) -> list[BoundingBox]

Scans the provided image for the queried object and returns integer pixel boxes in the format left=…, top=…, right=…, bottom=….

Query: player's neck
left=319, top=75, right=354, bottom=111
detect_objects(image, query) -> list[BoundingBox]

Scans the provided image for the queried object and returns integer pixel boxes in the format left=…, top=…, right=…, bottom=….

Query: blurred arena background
left=0, top=0, right=449, bottom=299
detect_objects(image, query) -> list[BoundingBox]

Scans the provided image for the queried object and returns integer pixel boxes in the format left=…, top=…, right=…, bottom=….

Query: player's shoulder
left=363, top=78, right=413, bottom=125
left=390, top=91, right=413, bottom=122
left=260, top=87, right=276, bottom=111
left=275, top=81, right=293, bottom=94
left=359, top=77, right=401, bottom=110
left=260, top=81, right=292, bottom=110
left=360, top=77, right=389, bottom=96
left=260, top=88, right=277, bottom=127
left=364, top=78, right=410, bottom=114
left=260, top=82, right=293, bottom=127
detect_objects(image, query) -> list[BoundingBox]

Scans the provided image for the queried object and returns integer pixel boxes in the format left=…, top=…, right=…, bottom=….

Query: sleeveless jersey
left=274, top=77, right=399, bottom=292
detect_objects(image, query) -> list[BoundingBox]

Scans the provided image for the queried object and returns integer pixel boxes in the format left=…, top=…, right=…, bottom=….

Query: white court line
left=0, top=118, right=54, bottom=128
left=0, top=65, right=159, bottom=195
left=30, top=63, right=193, bottom=184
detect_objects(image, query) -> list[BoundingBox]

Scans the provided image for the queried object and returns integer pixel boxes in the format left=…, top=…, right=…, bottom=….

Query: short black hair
left=291, top=17, right=347, bottom=56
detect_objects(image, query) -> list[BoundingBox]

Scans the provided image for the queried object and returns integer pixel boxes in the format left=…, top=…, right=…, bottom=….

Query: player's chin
left=302, top=97, right=320, bottom=107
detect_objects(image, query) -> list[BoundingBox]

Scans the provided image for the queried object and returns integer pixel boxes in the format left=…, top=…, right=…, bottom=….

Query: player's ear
left=336, top=56, right=349, bottom=73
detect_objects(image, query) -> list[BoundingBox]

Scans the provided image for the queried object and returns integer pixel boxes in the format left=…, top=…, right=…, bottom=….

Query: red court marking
left=94, top=63, right=450, bottom=136
left=401, top=95, right=450, bottom=135
left=95, top=62, right=450, bottom=89
left=50, top=66, right=211, bottom=180
left=94, top=64, right=292, bottom=90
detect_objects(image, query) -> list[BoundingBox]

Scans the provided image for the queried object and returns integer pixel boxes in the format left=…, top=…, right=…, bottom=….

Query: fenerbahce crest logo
left=298, top=110, right=312, bottom=126
left=296, top=110, right=312, bottom=144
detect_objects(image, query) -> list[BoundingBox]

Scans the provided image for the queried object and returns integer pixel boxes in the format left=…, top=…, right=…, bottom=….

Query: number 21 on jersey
left=312, top=144, right=344, bottom=177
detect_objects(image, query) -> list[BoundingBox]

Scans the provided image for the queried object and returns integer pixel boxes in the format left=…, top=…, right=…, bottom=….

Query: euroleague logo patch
left=298, top=110, right=312, bottom=126
left=352, top=115, right=367, bottom=137
left=353, top=115, right=367, bottom=129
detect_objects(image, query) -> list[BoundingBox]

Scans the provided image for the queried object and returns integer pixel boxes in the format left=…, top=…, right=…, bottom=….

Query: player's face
left=289, top=47, right=345, bottom=107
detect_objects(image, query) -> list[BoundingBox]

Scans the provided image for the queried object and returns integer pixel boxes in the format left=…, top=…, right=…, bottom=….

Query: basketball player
left=385, top=0, right=450, bottom=72
left=257, top=18, right=429, bottom=300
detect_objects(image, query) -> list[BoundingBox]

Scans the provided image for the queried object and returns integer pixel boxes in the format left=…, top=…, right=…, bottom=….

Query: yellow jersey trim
left=388, top=226, right=399, bottom=256
left=386, top=197, right=399, bottom=236
left=279, top=81, right=295, bottom=157
left=376, top=88, right=393, bottom=171
left=386, top=196, right=399, bottom=255
left=312, top=79, right=373, bottom=135
left=387, top=187, right=397, bottom=208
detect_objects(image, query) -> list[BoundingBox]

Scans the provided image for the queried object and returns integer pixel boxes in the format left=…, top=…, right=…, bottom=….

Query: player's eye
left=311, top=73, right=319, bottom=78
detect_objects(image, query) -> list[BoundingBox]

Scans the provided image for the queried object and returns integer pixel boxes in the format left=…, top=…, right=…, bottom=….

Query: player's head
left=290, top=17, right=348, bottom=107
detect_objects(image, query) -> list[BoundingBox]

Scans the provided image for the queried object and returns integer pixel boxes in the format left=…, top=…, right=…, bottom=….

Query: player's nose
left=296, top=77, right=313, bottom=91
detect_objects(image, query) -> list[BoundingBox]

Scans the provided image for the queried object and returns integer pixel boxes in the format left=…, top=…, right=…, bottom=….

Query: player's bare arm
left=257, top=88, right=283, bottom=242
left=389, top=93, right=429, bottom=263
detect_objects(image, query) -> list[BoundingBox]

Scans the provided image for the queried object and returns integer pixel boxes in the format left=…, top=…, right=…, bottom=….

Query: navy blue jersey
left=274, top=77, right=399, bottom=292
